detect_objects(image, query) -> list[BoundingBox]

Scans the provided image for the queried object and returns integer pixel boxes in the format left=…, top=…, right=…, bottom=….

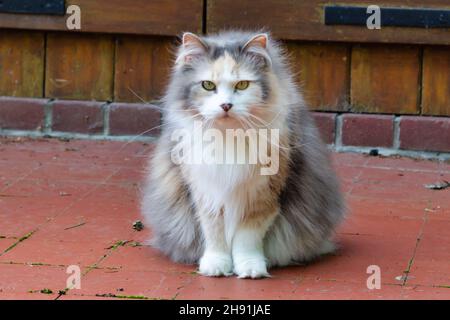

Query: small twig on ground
left=64, top=222, right=86, bottom=230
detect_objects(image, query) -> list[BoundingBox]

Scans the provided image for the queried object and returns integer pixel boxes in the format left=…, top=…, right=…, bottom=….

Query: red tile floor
left=0, top=137, right=449, bottom=300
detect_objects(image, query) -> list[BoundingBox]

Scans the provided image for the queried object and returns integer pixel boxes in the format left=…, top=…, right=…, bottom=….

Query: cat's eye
left=235, top=81, right=250, bottom=90
left=201, top=81, right=216, bottom=91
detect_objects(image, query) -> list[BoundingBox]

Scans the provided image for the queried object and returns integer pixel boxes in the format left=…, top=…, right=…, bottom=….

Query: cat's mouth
left=218, top=112, right=231, bottom=119
left=212, top=110, right=236, bottom=121
left=208, top=112, right=246, bottom=129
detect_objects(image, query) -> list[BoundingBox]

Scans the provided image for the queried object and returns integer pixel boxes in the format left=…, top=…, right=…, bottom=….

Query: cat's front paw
left=198, top=251, right=233, bottom=277
left=233, top=256, right=270, bottom=279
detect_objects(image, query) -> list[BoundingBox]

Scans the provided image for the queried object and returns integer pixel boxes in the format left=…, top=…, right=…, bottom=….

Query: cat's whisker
left=251, top=105, right=285, bottom=127
left=126, top=87, right=196, bottom=113
left=249, top=105, right=279, bottom=114
left=235, top=116, right=251, bottom=131
left=127, top=86, right=150, bottom=104
left=244, top=116, right=263, bottom=130
left=240, top=117, right=258, bottom=131
left=246, top=113, right=271, bottom=128
left=113, top=112, right=203, bottom=154
left=237, top=117, right=290, bottom=151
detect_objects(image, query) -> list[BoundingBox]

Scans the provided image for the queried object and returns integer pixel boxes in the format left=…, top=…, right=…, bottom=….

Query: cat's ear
left=177, top=32, right=208, bottom=65
left=242, top=33, right=272, bottom=67
left=243, top=33, right=268, bottom=50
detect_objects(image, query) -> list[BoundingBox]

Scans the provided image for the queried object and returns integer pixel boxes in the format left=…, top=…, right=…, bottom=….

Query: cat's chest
left=186, top=162, right=260, bottom=193
left=184, top=162, right=268, bottom=213
left=177, top=128, right=270, bottom=206
left=183, top=154, right=267, bottom=206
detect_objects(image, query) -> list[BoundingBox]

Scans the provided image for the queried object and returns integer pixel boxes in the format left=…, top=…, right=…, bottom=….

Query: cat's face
left=173, top=33, right=274, bottom=127
left=187, top=52, right=265, bottom=121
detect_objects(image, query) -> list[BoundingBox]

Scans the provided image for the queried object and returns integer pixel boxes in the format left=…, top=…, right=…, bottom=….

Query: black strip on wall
left=324, top=6, right=450, bottom=28
left=0, top=0, right=65, bottom=15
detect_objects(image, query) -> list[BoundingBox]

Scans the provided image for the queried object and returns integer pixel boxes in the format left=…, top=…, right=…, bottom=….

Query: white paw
left=198, top=251, right=233, bottom=277
left=233, top=256, right=270, bottom=279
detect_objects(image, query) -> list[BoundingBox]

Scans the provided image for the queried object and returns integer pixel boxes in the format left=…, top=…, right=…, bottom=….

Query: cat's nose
left=220, top=103, right=233, bottom=112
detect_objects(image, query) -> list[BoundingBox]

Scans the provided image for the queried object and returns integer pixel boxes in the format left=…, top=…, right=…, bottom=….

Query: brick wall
left=1, top=97, right=449, bottom=157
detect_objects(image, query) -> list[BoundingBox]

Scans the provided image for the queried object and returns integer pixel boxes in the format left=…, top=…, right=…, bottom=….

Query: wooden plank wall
left=286, top=42, right=350, bottom=111
left=422, top=47, right=450, bottom=116
left=0, top=30, right=45, bottom=97
left=0, top=30, right=175, bottom=103
left=0, top=0, right=449, bottom=116
left=114, top=36, right=173, bottom=103
left=45, top=33, right=115, bottom=101
left=350, top=45, right=421, bottom=114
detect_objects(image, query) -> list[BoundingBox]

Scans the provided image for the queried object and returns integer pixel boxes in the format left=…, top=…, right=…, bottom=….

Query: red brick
left=342, top=114, right=394, bottom=147
left=178, top=275, right=301, bottom=300
left=407, top=220, right=450, bottom=287
left=312, top=112, right=336, bottom=144
left=109, top=103, right=160, bottom=136
left=0, top=264, right=66, bottom=297
left=0, top=97, right=47, bottom=131
left=52, top=100, right=104, bottom=134
left=399, top=116, right=450, bottom=152
left=72, top=268, right=189, bottom=299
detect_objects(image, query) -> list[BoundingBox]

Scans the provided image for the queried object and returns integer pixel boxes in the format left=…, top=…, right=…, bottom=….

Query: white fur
left=232, top=216, right=276, bottom=278
left=199, top=250, right=233, bottom=277
left=176, top=51, right=291, bottom=277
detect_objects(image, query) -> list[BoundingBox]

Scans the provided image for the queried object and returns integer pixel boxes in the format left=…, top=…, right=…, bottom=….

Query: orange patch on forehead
left=211, top=52, right=239, bottom=82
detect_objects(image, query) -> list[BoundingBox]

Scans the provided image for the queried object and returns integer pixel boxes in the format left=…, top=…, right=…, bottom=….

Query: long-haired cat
left=141, top=31, right=344, bottom=278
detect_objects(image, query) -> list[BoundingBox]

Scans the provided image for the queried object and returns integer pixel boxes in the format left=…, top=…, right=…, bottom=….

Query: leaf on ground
left=424, top=180, right=450, bottom=190
left=40, top=288, right=53, bottom=294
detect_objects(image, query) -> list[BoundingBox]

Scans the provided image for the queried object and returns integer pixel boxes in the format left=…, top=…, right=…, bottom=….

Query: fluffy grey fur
left=141, top=30, right=345, bottom=268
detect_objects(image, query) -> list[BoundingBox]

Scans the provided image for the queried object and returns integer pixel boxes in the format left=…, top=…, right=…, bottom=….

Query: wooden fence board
left=114, top=36, right=174, bottom=103
left=422, top=47, right=450, bottom=116
left=0, top=30, right=44, bottom=97
left=287, top=42, right=350, bottom=111
left=45, top=33, right=114, bottom=100
left=351, top=45, right=420, bottom=114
